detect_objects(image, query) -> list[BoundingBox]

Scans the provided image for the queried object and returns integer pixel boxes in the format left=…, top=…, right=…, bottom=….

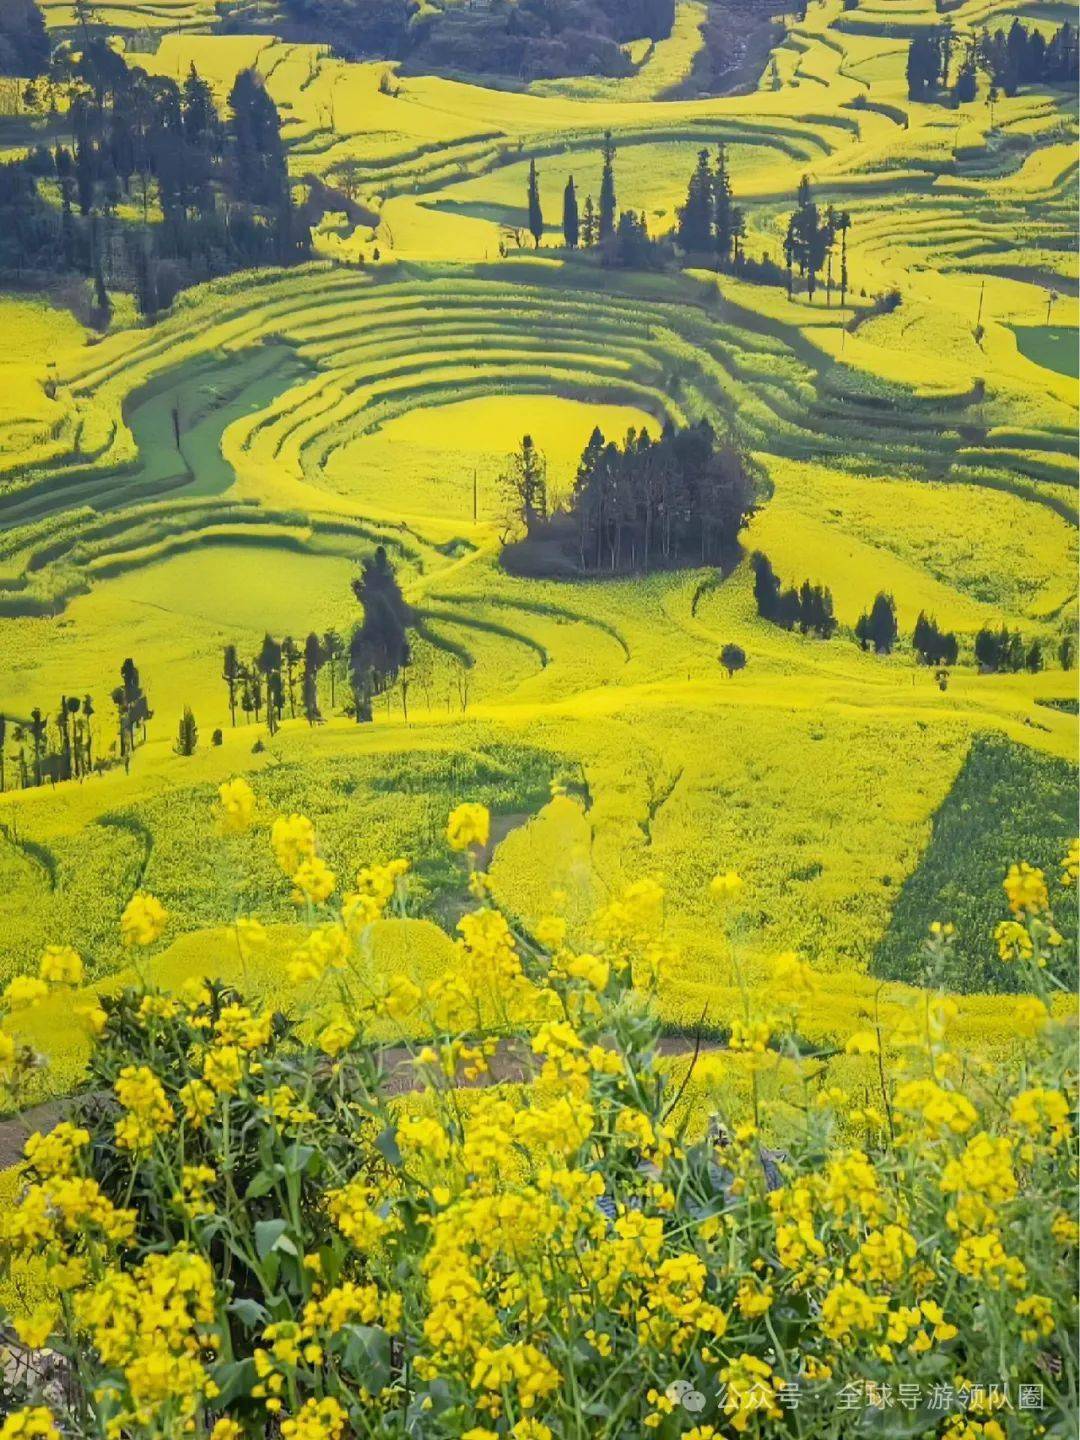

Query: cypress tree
left=677, top=148, right=713, bottom=255
left=582, top=194, right=596, bottom=247
left=598, top=131, right=617, bottom=243
left=527, top=158, right=543, bottom=248
left=562, top=175, right=579, bottom=249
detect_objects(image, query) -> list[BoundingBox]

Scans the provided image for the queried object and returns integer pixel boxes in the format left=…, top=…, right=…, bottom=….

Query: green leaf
left=375, top=1124, right=402, bottom=1167
left=282, top=1143, right=315, bottom=1177
left=342, top=1324, right=391, bottom=1391
left=228, top=1298, right=268, bottom=1328
left=254, top=1218, right=288, bottom=1259
left=245, top=1165, right=284, bottom=1200
left=211, top=1358, right=257, bottom=1407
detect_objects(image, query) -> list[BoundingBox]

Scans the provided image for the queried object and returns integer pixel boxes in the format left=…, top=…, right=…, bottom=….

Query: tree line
left=973, top=625, right=1067, bottom=674
left=907, top=19, right=1077, bottom=105
left=218, top=547, right=415, bottom=734
left=752, top=551, right=1074, bottom=673
left=521, top=131, right=660, bottom=269
left=527, top=145, right=850, bottom=301
left=273, top=0, right=676, bottom=84
left=751, top=553, right=838, bottom=638
left=1, top=43, right=309, bottom=316
left=0, top=657, right=150, bottom=791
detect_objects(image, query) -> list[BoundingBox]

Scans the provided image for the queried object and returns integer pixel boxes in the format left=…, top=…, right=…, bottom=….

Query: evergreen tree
left=785, top=175, right=828, bottom=301
left=677, top=148, right=713, bottom=254
left=562, top=174, right=579, bottom=249
left=751, top=552, right=781, bottom=620
left=777, top=587, right=802, bottom=631
left=351, top=544, right=414, bottom=702
left=222, top=643, right=240, bottom=726
left=323, top=630, right=342, bottom=708
left=120, top=657, right=150, bottom=743
left=953, top=43, right=978, bottom=103
left=974, top=625, right=999, bottom=671
left=527, top=157, right=543, bottom=248
left=28, top=706, right=46, bottom=786
left=713, top=143, right=742, bottom=269
left=303, top=632, right=324, bottom=723
left=174, top=707, right=198, bottom=755
left=582, top=194, right=596, bottom=247
left=499, top=435, right=548, bottom=534
left=835, top=209, right=852, bottom=308
left=598, top=131, right=617, bottom=243
left=868, top=592, right=898, bottom=653
left=281, top=635, right=301, bottom=718
left=256, top=634, right=283, bottom=733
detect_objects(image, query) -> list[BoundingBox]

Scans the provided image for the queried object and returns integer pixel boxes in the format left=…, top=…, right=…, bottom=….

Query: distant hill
left=266, top=0, right=677, bottom=80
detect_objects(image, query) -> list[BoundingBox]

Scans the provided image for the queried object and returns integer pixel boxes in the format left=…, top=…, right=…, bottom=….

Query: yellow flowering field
left=0, top=0, right=1076, bottom=1429
left=0, top=791, right=1074, bottom=1439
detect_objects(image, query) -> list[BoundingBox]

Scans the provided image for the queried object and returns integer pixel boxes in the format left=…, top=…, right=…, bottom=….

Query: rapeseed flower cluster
left=0, top=798, right=1073, bottom=1439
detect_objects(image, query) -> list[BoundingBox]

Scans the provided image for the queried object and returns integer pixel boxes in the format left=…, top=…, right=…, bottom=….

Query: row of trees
left=750, top=559, right=906, bottom=659
left=751, top=553, right=838, bottom=638
left=784, top=177, right=851, bottom=306
left=1, top=46, right=309, bottom=315
left=531, top=146, right=850, bottom=296
left=527, top=131, right=620, bottom=252
left=524, top=136, right=683, bottom=270
left=753, top=556, right=1074, bottom=674
left=973, top=625, right=1062, bottom=674
left=221, top=632, right=344, bottom=734
left=0, top=659, right=150, bottom=791
left=907, top=19, right=1077, bottom=104
left=219, top=548, right=414, bottom=732
left=912, top=612, right=959, bottom=667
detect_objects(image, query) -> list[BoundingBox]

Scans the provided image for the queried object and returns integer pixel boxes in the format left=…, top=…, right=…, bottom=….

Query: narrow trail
left=0, top=1034, right=720, bottom=1170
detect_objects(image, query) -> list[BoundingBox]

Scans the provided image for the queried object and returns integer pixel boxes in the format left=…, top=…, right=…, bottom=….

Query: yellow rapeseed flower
left=1002, top=862, right=1048, bottom=916
left=218, top=777, right=257, bottom=834
left=447, top=802, right=490, bottom=853
left=709, top=870, right=744, bottom=902
left=270, top=813, right=317, bottom=878
left=37, top=945, right=83, bottom=986
left=0, top=1408, right=59, bottom=1438
left=120, top=891, right=167, bottom=947
left=1, top=976, right=49, bottom=1011
left=291, top=856, right=336, bottom=906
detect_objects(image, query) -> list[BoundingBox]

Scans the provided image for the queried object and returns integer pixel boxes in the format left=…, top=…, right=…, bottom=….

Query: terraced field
left=0, top=0, right=1076, bottom=1090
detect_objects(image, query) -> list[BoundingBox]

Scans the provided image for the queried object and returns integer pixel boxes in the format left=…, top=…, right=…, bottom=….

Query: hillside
left=0, top=0, right=1075, bottom=1429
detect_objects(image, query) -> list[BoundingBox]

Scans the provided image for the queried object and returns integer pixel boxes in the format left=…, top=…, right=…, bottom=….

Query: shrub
left=0, top=794, right=1076, bottom=1438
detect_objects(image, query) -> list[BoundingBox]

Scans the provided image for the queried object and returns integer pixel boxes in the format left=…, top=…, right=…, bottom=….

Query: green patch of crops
left=0, top=743, right=558, bottom=983
left=872, top=732, right=1078, bottom=993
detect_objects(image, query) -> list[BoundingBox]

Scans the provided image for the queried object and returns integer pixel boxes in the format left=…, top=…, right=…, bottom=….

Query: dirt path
left=0, top=1033, right=717, bottom=1170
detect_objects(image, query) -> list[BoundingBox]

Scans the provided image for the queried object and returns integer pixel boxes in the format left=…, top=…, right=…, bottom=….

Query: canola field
left=0, top=0, right=1077, bottom=1101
